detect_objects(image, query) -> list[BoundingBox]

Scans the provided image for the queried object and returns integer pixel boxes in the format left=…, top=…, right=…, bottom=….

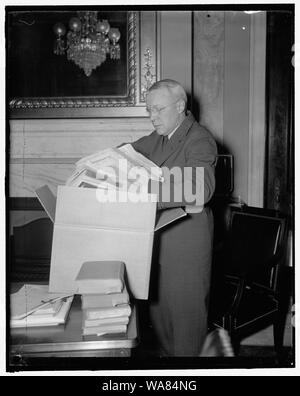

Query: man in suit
left=132, top=79, right=217, bottom=356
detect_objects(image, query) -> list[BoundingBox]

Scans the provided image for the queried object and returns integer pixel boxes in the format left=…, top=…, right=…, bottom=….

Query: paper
left=69, top=144, right=163, bottom=191
left=32, top=300, right=63, bottom=316
left=117, top=144, right=163, bottom=181
left=81, top=285, right=129, bottom=309
left=85, top=304, right=131, bottom=320
left=66, top=168, right=119, bottom=190
left=82, top=323, right=127, bottom=336
left=83, top=315, right=130, bottom=328
left=10, top=284, right=73, bottom=320
left=10, top=295, right=74, bottom=328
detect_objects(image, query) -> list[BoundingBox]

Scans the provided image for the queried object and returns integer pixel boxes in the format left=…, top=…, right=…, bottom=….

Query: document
left=10, top=284, right=73, bottom=320
left=81, top=285, right=129, bottom=309
left=10, top=295, right=74, bottom=328
left=82, top=323, right=127, bottom=336
left=83, top=315, right=130, bottom=328
left=85, top=304, right=131, bottom=320
left=68, top=144, right=163, bottom=190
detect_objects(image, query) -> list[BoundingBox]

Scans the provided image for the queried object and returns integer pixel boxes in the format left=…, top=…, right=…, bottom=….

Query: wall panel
left=193, top=11, right=224, bottom=143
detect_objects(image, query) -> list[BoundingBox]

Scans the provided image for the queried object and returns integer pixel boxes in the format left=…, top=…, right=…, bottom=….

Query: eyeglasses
left=146, top=100, right=179, bottom=116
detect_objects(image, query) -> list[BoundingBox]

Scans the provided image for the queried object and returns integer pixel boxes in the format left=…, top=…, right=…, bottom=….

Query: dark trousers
left=149, top=208, right=214, bottom=356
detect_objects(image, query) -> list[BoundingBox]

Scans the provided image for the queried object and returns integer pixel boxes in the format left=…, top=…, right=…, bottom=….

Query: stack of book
left=10, top=284, right=74, bottom=328
left=75, top=261, right=132, bottom=338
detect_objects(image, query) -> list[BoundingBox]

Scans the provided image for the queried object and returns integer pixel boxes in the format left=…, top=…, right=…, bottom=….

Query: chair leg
left=273, top=314, right=285, bottom=355
left=223, top=314, right=234, bottom=335
left=223, top=315, right=240, bottom=355
left=273, top=266, right=293, bottom=355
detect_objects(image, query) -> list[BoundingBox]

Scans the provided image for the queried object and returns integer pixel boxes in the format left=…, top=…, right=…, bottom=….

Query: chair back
left=214, top=154, right=234, bottom=197
left=225, top=206, right=287, bottom=290
left=12, top=218, right=53, bottom=259
left=10, top=218, right=53, bottom=281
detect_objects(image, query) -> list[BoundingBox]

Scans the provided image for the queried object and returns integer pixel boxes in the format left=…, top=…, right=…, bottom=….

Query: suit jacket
left=132, top=111, right=218, bottom=355
left=132, top=111, right=217, bottom=210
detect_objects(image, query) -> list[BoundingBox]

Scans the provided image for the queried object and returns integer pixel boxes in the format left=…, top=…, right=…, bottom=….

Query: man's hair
left=148, top=79, right=187, bottom=104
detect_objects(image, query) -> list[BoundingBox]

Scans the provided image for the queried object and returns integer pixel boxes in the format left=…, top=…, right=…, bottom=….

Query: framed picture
left=7, top=8, right=160, bottom=118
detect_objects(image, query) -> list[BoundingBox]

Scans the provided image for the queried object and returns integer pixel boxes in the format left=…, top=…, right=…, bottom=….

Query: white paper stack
left=75, top=261, right=132, bottom=338
left=66, top=144, right=163, bottom=191
left=10, top=284, right=74, bottom=328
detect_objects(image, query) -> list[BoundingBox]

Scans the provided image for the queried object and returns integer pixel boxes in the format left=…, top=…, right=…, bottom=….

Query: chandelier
left=53, top=11, right=121, bottom=77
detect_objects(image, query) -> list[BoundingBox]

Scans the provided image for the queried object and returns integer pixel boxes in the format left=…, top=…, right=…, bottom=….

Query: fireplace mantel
left=9, top=117, right=153, bottom=198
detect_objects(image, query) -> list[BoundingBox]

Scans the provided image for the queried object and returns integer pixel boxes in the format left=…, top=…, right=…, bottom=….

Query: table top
left=9, top=288, right=138, bottom=356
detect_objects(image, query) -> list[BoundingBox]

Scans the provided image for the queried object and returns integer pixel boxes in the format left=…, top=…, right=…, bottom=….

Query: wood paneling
left=265, top=11, right=294, bottom=216
left=193, top=11, right=224, bottom=142
left=193, top=11, right=268, bottom=205
left=223, top=11, right=251, bottom=202
left=160, top=11, right=192, bottom=95
left=247, top=12, right=267, bottom=207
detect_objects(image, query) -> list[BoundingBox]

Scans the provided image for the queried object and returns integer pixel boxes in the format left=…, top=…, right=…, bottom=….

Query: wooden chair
left=9, top=218, right=53, bottom=282
left=209, top=205, right=289, bottom=354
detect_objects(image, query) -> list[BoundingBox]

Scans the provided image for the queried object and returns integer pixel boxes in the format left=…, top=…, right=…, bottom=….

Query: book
left=82, top=323, right=127, bottom=336
left=75, top=261, right=125, bottom=295
left=83, top=314, right=130, bottom=328
left=85, top=304, right=131, bottom=320
left=10, top=295, right=74, bottom=328
left=81, top=285, right=129, bottom=309
left=10, top=284, right=73, bottom=320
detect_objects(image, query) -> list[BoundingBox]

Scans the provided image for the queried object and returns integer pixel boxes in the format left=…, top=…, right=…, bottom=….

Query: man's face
left=146, top=88, right=182, bottom=136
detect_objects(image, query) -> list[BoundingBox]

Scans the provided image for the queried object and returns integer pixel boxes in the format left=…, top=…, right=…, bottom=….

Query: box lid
left=35, top=185, right=186, bottom=232
left=35, top=185, right=56, bottom=223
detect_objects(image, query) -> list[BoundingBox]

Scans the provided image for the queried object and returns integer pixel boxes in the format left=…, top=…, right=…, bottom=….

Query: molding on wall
left=9, top=117, right=153, bottom=197
left=9, top=118, right=153, bottom=133
left=248, top=12, right=267, bottom=207
left=10, top=158, right=80, bottom=164
left=10, top=118, right=153, bottom=159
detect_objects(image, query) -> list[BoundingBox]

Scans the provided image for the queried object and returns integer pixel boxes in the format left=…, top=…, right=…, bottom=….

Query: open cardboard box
left=36, top=185, right=186, bottom=299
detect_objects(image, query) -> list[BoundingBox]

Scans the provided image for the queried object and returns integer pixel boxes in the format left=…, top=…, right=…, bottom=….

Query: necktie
left=162, top=135, right=169, bottom=152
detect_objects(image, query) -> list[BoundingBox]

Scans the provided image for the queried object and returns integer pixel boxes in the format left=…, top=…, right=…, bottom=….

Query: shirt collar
left=167, top=111, right=195, bottom=141
left=167, top=124, right=180, bottom=140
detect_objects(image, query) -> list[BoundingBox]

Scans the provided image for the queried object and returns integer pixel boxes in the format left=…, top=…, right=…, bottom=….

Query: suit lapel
left=156, top=112, right=195, bottom=167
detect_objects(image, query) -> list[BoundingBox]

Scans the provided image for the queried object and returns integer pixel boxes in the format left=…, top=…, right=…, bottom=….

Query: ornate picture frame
left=7, top=9, right=160, bottom=118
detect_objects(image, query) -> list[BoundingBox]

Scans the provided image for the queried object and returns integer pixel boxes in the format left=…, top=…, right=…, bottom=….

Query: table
left=9, top=292, right=139, bottom=367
